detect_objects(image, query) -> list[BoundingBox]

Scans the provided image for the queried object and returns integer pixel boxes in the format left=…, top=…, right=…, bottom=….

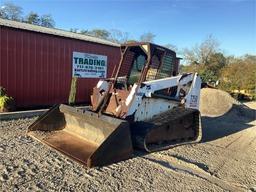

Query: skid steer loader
left=27, top=42, right=202, bottom=167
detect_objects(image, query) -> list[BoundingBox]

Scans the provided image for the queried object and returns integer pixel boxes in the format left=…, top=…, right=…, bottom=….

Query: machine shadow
left=124, top=104, right=256, bottom=166
left=102, top=104, right=255, bottom=166
left=200, top=104, right=256, bottom=143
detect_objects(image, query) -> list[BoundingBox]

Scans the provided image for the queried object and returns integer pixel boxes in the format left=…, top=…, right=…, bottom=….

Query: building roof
left=0, top=18, right=120, bottom=47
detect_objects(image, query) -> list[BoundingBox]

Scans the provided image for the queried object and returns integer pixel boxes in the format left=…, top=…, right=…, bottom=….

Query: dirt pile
left=200, top=88, right=255, bottom=144
left=200, top=88, right=240, bottom=117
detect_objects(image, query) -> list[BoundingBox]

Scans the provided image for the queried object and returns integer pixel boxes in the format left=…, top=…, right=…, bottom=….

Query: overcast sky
left=7, top=0, right=256, bottom=56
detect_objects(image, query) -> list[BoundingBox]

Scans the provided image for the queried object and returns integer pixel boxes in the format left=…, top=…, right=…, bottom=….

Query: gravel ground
left=1, top=101, right=256, bottom=192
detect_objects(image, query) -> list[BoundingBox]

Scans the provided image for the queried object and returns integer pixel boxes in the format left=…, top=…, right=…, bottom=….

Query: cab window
left=127, top=54, right=147, bottom=85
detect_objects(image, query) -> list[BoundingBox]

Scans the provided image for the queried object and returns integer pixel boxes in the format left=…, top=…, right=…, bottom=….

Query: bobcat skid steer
left=27, top=42, right=202, bottom=168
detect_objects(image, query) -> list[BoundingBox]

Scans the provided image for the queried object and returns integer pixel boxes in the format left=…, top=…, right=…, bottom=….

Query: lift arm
left=126, top=73, right=201, bottom=117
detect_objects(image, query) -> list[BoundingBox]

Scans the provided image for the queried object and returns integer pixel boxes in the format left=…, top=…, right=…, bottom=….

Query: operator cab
left=114, top=43, right=180, bottom=96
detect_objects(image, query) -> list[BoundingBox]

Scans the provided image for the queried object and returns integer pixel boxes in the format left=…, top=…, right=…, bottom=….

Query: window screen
left=146, top=55, right=160, bottom=81
left=156, top=53, right=174, bottom=79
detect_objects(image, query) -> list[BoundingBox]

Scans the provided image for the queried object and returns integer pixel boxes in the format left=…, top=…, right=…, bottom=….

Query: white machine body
left=95, top=73, right=202, bottom=122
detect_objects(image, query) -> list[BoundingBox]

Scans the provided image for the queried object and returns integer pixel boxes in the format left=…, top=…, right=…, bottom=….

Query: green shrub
left=0, top=86, right=7, bottom=97
left=0, top=86, right=15, bottom=112
left=0, top=95, right=15, bottom=111
left=0, top=95, right=12, bottom=108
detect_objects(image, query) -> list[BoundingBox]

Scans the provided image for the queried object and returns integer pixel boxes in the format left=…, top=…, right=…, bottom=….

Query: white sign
left=72, top=52, right=107, bottom=78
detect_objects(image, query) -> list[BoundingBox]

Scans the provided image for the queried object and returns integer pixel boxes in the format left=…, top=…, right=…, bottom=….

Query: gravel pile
left=200, top=88, right=240, bottom=117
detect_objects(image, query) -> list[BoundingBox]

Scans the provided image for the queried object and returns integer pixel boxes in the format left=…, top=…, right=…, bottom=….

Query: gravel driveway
left=1, top=102, right=255, bottom=192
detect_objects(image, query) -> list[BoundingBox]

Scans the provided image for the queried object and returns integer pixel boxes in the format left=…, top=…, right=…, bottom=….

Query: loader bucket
left=27, top=104, right=133, bottom=167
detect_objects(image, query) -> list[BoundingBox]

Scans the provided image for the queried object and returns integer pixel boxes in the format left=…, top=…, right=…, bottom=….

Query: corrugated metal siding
left=0, top=26, right=120, bottom=107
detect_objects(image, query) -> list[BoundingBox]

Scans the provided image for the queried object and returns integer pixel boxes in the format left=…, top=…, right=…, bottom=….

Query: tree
left=79, top=29, right=89, bottom=35
left=40, top=14, right=55, bottom=28
left=88, top=29, right=110, bottom=40
left=0, top=2, right=55, bottom=28
left=207, top=52, right=227, bottom=76
left=69, top=29, right=90, bottom=35
left=219, top=55, right=256, bottom=92
left=181, top=52, right=226, bottom=83
left=109, top=29, right=129, bottom=43
left=70, top=28, right=79, bottom=33
left=0, top=2, right=23, bottom=21
left=125, top=40, right=138, bottom=43
left=183, top=35, right=219, bottom=65
left=199, top=35, right=220, bottom=65
left=140, top=32, right=155, bottom=42
left=181, top=35, right=223, bottom=83
left=163, top=44, right=178, bottom=52
left=26, top=12, right=40, bottom=25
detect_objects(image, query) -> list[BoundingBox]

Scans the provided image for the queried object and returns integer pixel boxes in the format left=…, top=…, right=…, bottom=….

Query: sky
left=3, top=0, right=256, bottom=56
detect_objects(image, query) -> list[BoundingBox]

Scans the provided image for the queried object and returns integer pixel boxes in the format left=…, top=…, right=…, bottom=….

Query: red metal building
left=0, top=19, right=121, bottom=108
